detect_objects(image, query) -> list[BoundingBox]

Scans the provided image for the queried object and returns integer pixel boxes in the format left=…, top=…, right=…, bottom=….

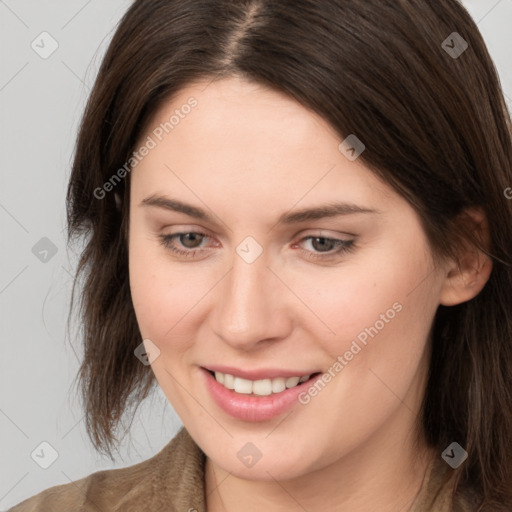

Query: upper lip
left=203, top=364, right=320, bottom=381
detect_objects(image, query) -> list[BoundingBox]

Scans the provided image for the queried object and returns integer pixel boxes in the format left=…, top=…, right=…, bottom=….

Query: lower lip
left=201, top=368, right=322, bottom=422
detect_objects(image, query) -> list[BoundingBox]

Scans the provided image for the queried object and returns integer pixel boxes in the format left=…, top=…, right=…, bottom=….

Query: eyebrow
left=139, top=194, right=380, bottom=225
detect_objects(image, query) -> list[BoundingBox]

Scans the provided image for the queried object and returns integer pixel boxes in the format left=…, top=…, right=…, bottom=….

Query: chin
left=217, top=453, right=314, bottom=482
left=200, top=432, right=325, bottom=482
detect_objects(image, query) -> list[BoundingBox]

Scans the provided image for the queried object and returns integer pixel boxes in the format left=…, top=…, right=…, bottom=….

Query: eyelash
left=158, top=232, right=356, bottom=261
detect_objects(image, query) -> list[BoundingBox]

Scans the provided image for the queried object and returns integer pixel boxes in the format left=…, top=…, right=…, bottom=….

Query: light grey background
left=1, top=0, right=511, bottom=509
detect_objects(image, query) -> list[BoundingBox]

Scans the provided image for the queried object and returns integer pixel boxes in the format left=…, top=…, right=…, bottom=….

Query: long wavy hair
left=66, top=1, right=512, bottom=509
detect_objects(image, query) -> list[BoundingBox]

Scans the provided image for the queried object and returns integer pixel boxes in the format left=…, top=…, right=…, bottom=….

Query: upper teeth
left=214, top=371, right=311, bottom=396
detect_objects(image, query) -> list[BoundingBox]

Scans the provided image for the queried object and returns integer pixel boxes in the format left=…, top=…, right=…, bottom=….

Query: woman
left=9, top=0, right=512, bottom=510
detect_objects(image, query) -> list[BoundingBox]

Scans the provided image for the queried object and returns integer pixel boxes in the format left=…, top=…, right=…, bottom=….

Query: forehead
left=130, top=76, right=398, bottom=218
left=146, top=76, right=341, bottom=156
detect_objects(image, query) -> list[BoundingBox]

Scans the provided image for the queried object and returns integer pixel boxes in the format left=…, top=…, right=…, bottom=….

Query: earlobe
left=439, top=208, right=493, bottom=307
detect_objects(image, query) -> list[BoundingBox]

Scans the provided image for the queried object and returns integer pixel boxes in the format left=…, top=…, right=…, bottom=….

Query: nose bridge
left=225, top=252, right=271, bottom=332
left=213, top=245, right=290, bottom=347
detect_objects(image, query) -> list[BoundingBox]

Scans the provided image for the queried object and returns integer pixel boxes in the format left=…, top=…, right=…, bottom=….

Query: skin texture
left=128, top=76, right=492, bottom=512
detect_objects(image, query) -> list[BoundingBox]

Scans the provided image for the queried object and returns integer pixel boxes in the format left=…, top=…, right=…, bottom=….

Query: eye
left=158, top=232, right=212, bottom=257
left=294, top=235, right=355, bottom=260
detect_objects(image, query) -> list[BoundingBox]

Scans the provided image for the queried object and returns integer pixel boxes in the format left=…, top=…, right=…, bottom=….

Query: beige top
left=8, top=427, right=478, bottom=511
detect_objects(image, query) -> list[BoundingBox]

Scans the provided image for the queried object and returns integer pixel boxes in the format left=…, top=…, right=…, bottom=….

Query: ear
left=439, top=207, right=493, bottom=307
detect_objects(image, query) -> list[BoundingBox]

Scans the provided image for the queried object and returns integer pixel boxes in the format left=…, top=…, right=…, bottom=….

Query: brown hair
left=66, top=0, right=512, bottom=508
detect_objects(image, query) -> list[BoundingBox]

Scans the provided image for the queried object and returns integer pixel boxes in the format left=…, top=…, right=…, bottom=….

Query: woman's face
left=128, top=76, right=450, bottom=481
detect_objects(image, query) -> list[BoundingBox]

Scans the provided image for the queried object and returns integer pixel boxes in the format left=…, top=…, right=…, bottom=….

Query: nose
left=212, top=248, right=293, bottom=351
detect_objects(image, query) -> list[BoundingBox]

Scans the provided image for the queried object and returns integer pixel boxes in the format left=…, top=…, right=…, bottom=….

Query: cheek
left=288, top=247, right=439, bottom=444
left=129, top=230, right=188, bottom=340
left=128, top=229, right=220, bottom=361
left=287, top=265, right=406, bottom=346
left=289, top=239, right=439, bottom=369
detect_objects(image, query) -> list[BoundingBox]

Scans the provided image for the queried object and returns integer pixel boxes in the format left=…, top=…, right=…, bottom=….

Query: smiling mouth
left=205, top=369, right=322, bottom=396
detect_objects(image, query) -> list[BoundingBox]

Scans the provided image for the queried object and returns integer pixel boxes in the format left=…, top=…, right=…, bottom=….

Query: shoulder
left=7, top=427, right=206, bottom=512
